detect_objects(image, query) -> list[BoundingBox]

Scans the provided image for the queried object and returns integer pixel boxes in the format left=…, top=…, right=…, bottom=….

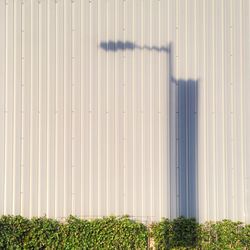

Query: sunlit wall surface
left=0, top=0, right=249, bottom=223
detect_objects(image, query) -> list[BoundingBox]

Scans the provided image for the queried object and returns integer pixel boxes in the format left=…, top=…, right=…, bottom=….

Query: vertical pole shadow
left=168, top=44, right=199, bottom=247
left=168, top=45, right=198, bottom=219
left=99, top=41, right=199, bottom=220
left=177, top=79, right=198, bottom=218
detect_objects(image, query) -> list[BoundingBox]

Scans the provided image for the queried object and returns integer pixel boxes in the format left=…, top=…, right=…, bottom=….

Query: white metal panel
left=72, top=0, right=81, bottom=217
left=168, top=0, right=178, bottom=219
left=64, top=0, right=72, bottom=218
left=22, top=0, right=32, bottom=217
left=196, top=0, right=207, bottom=222
left=107, top=0, right=116, bottom=216
left=125, top=0, right=134, bottom=217
left=5, top=0, right=14, bottom=215
left=0, top=0, right=6, bottom=215
left=47, top=0, right=56, bottom=218
left=30, top=0, right=39, bottom=217
left=80, top=0, right=90, bottom=217
left=13, top=0, right=22, bottom=215
left=232, top=0, right=244, bottom=222
left=160, top=0, right=169, bottom=219
left=1, top=0, right=250, bottom=223
left=243, top=0, right=250, bottom=223
left=38, top=0, right=48, bottom=217
left=214, top=0, right=225, bottom=221
left=55, top=0, right=64, bottom=219
left=133, top=0, right=143, bottom=218
left=98, top=0, right=108, bottom=216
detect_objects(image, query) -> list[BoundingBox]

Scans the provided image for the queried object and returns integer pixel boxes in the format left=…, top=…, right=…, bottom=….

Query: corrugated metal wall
left=0, top=0, right=250, bottom=223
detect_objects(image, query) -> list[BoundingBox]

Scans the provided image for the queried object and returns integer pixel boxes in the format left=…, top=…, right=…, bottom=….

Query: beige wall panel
left=64, top=0, right=72, bottom=218
left=55, top=0, right=64, bottom=219
left=98, top=0, right=108, bottom=216
left=243, top=0, right=250, bottom=223
left=159, top=0, right=169, bottom=219
left=5, top=0, right=14, bottom=215
left=80, top=0, right=90, bottom=217
left=214, top=0, right=225, bottom=221
left=124, top=0, right=134, bottom=217
left=91, top=0, right=99, bottom=217
left=22, top=0, right=31, bottom=217
left=13, top=0, right=22, bottom=215
left=133, top=0, right=143, bottom=218
left=168, top=0, right=178, bottom=219
left=205, top=0, right=215, bottom=221
left=232, top=0, right=244, bottom=222
left=196, top=0, right=207, bottom=222
left=72, top=0, right=81, bottom=217
left=47, top=0, right=56, bottom=218
left=1, top=0, right=250, bottom=223
left=107, top=0, right=115, bottom=216
left=30, top=0, right=39, bottom=217
left=0, top=0, right=6, bottom=215
left=38, top=0, right=48, bottom=217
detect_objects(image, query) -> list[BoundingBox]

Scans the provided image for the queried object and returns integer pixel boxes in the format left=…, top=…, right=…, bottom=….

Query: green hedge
left=151, top=217, right=250, bottom=249
left=61, top=216, right=148, bottom=249
left=0, top=215, right=148, bottom=249
left=1, top=215, right=250, bottom=249
left=150, top=217, right=200, bottom=249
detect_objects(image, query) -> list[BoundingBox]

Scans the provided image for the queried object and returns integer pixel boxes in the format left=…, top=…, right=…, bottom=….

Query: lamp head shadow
left=100, top=40, right=170, bottom=53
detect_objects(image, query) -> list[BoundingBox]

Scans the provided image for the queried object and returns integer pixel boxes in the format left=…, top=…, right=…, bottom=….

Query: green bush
left=23, top=217, right=62, bottom=249
left=171, top=217, right=199, bottom=249
left=1, top=215, right=250, bottom=249
left=0, top=215, right=148, bottom=249
left=61, top=215, right=148, bottom=249
left=151, top=217, right=199, bottom=249
left=0, top=215, right=31, bottom=249
left=150, top=218, right=172, bottom=249
left=241, top=224, right=250, bottom=248
left=60, top=216, right=92, bottom=249
left=199, top=220, right=244, bottom=250
left=152, top=218, right=250, bottom=250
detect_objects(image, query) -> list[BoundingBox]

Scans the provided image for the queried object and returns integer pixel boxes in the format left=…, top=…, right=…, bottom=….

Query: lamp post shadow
left=100, top=41, right=198, bottom=220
